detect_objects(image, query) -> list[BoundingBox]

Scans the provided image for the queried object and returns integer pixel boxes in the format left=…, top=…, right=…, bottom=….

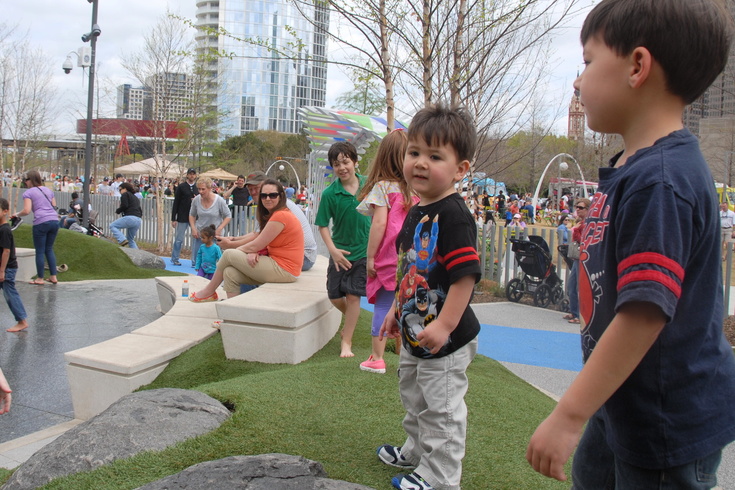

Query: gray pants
left=398, top=337, right=478, bottom=489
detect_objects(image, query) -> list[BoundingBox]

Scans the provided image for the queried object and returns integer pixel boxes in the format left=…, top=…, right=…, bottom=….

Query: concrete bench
left=15, top=248, right=36, bottom=282
left=64, top=276, right=224, bottom=420
left=216, top=256, right=340, bottom=364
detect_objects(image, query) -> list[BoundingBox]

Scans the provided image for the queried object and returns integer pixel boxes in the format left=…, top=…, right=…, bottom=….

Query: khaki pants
left=218, top=249, right=296, bottom=294
left=398, top=338, right=478, bottom=490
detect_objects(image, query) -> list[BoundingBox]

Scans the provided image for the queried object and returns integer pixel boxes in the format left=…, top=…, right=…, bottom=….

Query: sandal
left=568, top=317, right=580, bottom=324
left=189, top=291, right=218, bottom=303
left=44, top=278, right=58, bottom=285
left=562, top=313, right=574, bottom=320
left=211, top=320, right=222, bottom=329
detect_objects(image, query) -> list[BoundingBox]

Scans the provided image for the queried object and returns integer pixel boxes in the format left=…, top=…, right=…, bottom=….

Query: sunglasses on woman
left=260, top=192, right=280, bottom=200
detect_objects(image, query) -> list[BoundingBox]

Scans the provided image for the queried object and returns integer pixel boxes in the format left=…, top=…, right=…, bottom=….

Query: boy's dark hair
left=407, top=103, right=477, bottom=162
left=327, top=142, right=358, bottom=165
left=0, top=198, right=8, bottom=212
left=71, top=192, right=79, bottom=199
left=581, top=0, right=734, bottom=104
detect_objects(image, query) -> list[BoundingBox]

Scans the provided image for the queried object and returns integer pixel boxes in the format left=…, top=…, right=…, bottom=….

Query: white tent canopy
left=114, top=158, right=187, bottom=179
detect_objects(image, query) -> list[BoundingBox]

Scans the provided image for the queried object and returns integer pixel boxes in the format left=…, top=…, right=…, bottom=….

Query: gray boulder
left=2, top=389, right=230, bottom=490
left=121, top=247, right=166, bottom=269
left=137, top=454, right=375, bottom=489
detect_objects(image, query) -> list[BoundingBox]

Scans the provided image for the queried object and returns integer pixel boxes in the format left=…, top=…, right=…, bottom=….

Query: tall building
left=567, top=89, right=585, bottom=141
left=116, top=73, right=195, bottom=122
left=195, top=0, right=329, bottom=137
left=683, top=0, right=735, bottom=137
left=116, top=84, right=147, bottom=120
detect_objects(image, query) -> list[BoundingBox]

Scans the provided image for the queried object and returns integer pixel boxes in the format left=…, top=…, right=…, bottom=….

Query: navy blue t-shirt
left=394, top=193, right=480, bottom=359
left=579, top=129, right=735, bottom=468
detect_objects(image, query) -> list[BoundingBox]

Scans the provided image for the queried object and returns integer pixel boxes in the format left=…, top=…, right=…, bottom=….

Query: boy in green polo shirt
left=316, top=142, right=371, bottom=358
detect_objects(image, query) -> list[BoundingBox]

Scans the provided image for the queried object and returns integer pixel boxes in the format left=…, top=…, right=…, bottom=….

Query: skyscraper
left=195, top=0, right=329, bottom=137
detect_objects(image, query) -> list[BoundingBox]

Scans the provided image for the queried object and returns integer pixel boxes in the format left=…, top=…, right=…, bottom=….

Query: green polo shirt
left=315, top=174, right=370, bottom=260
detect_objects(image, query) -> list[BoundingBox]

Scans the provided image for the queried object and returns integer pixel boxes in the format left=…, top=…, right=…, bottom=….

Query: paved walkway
left=0, top=267, right=732, bottom=487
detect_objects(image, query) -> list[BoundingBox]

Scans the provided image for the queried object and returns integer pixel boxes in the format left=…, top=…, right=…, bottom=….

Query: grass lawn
left=4, top=226, right=571, bottom=488
left=12, top=224, right=184, bottom=281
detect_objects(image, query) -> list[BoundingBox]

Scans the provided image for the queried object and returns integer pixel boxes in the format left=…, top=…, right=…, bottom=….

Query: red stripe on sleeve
left=617, top=270, right=682, bottom=298
left=445, top=253, right=479, bottom=271
left=618, top=252, right=684, bottom=281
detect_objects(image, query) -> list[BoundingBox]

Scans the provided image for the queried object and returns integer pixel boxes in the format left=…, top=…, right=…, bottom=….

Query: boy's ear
left=454, top=160, right=471, bottom=182
left=628, top=46, right=652, bottom=89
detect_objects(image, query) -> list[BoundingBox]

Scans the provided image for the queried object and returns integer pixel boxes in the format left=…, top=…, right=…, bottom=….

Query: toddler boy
left=378, top=104, right=481, bottom=490
left=526, top=0, right=735, bottom=486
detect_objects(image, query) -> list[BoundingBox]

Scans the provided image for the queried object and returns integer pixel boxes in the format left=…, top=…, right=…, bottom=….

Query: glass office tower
left=195, top=0, right=329, bottom=137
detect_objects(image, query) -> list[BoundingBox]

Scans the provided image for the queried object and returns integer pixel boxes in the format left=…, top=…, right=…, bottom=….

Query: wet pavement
left=0, top=279, right=162, bottom=444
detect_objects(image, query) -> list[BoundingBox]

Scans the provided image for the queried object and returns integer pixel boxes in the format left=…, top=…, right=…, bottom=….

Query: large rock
left=137, top=454, right=375, bottom=489
left=121, top=247, right=166, bottom=269
left=2, top=389, right=230, bottom=490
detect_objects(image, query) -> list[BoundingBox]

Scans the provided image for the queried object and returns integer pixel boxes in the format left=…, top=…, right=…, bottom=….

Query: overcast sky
left=2, top=0, right=592, bottom=136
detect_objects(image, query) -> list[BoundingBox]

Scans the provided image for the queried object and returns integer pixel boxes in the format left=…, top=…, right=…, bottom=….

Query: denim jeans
left=301, top=254, right=315, bottom=272
left=171, top=221, right=190, bottom=262
left=32, top=219, right=59, bottom=278
left=190, top=237, right=201, bottom=268
left=572, top=411, right=723, bottom=489
left=568, top=260, right=579, bottom=317
left=109, top=215, right=141, bottom=249
left=0, top=268, right=27, bottom=321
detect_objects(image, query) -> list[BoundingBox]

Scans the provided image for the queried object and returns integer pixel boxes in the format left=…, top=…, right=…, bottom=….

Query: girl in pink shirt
left=357, top=130, right=419, bottom=374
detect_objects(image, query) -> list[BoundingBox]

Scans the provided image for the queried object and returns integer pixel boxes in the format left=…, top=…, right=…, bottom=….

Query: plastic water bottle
left=182, top=280, right=189, bottom=298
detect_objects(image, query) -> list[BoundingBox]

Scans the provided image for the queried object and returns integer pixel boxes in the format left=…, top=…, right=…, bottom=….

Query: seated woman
left=189, top=179, right=304, bottom=301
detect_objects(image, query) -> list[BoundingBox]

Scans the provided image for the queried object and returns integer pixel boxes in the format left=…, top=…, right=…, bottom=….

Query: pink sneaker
left=360, top=355, right=386, bottom=374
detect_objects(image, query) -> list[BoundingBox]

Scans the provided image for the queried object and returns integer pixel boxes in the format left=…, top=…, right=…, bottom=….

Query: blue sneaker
left=391, top=472, right=434, bottom=490
left=377, top=444, right=414, bottom=468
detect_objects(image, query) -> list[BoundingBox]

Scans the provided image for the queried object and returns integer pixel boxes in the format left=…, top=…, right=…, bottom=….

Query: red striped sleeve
left=617, top=252, right=684, bottom=299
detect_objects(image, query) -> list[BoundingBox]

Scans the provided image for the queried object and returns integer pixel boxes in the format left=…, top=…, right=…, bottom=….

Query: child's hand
left=525, top=409, right=583, bottom=482
left=366, top=258, right=376, bottom=278
left=416, top=319, right=452, bottom=354
left=379, top=313, right=400, bottom=340
left=329, top=248, right=352, bottom=271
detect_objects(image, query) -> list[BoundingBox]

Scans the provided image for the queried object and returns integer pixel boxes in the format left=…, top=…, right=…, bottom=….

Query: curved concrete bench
left=64, top=256, right=339, bottom=420
left=16, top=248, right=37, bottom=283
left=64, top=276, right=224, bottom=420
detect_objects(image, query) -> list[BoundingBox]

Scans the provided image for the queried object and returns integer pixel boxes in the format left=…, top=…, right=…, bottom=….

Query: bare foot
left=7, top=321, right=28, bottom=333
left=340, top=342, right=355, bottom=358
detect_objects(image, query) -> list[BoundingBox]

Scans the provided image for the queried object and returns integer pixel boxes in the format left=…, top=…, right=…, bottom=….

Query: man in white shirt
left=720, top=202, right=735, bottom=260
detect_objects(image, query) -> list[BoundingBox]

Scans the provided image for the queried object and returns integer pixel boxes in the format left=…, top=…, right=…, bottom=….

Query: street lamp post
left=62, top=0, right=100, bottom=228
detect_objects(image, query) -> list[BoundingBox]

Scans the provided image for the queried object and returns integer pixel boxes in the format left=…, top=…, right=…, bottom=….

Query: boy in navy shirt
left=526, top=1, right=735, bottom=486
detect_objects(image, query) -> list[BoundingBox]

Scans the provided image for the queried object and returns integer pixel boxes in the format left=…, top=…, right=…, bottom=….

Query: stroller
left=505, top=235, right=565, bottom=308
left=61, top=205, right=106, bottom=238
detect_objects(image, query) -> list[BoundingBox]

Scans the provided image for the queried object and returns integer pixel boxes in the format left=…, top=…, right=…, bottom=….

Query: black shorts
left=326, top=257, right=367, bottom=299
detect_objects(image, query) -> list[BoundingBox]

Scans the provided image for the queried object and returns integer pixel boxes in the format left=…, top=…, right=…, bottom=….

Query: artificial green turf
left=8, top=227, right=569, bottom=488
left=12, top=224, right=184, bottom=281
left=40, top=310, right=570, bottom=489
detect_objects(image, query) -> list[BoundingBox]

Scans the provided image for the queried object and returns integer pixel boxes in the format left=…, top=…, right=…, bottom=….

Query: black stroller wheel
left=506, top=278, right=524, bottom=302
left=534, top=284, right=552, bottom=308
left=551, top=285, right=564, bottom=305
